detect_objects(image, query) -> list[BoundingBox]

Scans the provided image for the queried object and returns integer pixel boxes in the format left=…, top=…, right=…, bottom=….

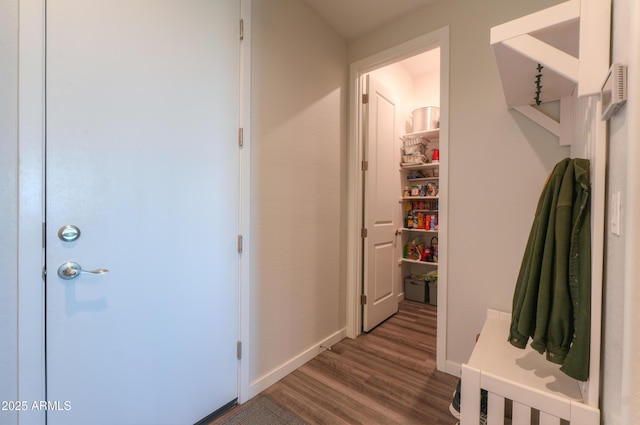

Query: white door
left=362, top=76, right=399, bottom=332
left=45, top=1, right=240, bottom=424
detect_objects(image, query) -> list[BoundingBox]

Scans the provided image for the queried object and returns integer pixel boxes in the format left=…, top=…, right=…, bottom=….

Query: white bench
left=460, top=310, right=599, bottom=425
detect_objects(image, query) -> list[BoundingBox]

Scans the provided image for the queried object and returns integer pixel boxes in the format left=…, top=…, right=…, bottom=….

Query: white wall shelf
left=491, top=0, right=580, bottom=108
left=490, top=0, right=611, bottom=144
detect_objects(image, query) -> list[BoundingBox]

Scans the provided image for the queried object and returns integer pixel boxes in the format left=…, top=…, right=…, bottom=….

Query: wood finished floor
left=212, top=300, right=459, bottom=425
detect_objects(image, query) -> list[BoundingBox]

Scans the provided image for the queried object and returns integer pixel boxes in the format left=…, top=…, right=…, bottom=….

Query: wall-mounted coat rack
left=487, top=0, right=611, bottom=413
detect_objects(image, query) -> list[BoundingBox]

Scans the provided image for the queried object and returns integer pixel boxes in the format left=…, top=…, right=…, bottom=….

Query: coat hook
left=534, top=63, right=544, bottom=105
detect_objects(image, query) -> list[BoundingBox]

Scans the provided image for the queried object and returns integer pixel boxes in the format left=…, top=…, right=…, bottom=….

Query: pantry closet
left=361, top=46, right=444, bottom=331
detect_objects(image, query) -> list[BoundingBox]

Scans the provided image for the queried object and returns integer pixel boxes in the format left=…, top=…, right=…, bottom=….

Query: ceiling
left=399, top=48, right=440, bottom=76
left=301, top=0, right=441, bottom=41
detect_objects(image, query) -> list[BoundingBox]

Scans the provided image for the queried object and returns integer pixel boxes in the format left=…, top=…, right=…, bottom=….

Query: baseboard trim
left=445, top=360, right=461, bottom=377
left=247, top=328, right=347, bottom=399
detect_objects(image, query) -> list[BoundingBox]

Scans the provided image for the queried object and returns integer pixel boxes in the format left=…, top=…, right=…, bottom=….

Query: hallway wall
left=603, top=0, right=640, bottom=423
left=249, top=0, right=348, bottom=395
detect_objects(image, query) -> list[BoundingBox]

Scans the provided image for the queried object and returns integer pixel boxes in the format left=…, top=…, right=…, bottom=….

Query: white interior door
left=362, top=76, right=399, bottom=332
left=45, top=1, right=240, bottom=424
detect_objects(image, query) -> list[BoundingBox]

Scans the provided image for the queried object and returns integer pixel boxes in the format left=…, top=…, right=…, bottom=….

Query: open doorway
left=346, top=27, right=450, bottom=373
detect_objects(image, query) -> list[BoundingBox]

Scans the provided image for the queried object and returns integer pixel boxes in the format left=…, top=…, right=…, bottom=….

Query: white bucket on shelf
left=412, top=106, right=440, bottom=132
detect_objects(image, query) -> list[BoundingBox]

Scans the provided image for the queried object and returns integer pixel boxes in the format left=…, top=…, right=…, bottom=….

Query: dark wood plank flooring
left=212, top=300, right=459, bottom=425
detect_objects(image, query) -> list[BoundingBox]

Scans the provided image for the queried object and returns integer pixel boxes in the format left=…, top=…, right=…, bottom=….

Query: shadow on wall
left=249, top=0, right=349, bottom=383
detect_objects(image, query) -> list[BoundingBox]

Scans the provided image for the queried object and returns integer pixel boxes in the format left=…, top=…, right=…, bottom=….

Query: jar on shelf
left=430, top=237, right=439, bottom=263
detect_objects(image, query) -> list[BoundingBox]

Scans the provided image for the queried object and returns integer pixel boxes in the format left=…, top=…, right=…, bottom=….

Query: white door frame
left=346, top=27, right=450, bottom=373
left=238, top=0, right=252, bottom=405
left=16, top=2, right=252, bottom=423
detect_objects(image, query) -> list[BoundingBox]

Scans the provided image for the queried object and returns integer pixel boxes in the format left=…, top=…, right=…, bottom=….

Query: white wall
left=603, top=0, right=640, bottom=423
left=249, top=0, right=348, bottom=394
left=348, top=0, right=568, bottom=368
left=601, top=0, right=626, bottom=413
left=0, top=0, right=18, bottom=422
left=414, top=69, right=440, bottom=111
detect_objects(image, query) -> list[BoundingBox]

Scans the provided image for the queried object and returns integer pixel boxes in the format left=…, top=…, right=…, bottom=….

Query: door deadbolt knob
left=57, top=262, right=109, bottom=280
left=58, top=225, right=81, bottom=242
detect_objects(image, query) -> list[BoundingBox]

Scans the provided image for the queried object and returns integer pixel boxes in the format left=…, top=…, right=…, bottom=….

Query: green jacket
left=509, top=158, right=591, bottom=381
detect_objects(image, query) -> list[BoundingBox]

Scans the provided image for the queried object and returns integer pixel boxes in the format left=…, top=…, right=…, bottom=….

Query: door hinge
left=240, top=19, right=244, bottom=40
left=361, top=294, right=367, bottom=305
left=42, top=267, right=47, bottom=281
left=362, top=93, right=369, bottom=104
left=238, top=127, right=244, bottom=147
left=237, top=341, right=242, bottom=359
left=361, top=228, right=368, bottom=238
left=238, top=235, right=243, bottom=253
left=42, top=222, right=46, bottom=248
left=361, top=160, right=368, bottom=171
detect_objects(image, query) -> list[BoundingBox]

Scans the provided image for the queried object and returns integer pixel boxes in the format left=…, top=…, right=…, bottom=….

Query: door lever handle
left=57, top=262, right=109, bottom=280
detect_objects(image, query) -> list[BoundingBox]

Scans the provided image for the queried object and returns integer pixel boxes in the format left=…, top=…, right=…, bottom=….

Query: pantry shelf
left=407, top=177, right=439, bottom=183
left=400, top=196, right=438, bottom=201
left=401, top=128, right=439, bottom=141
left=400, top=124, right=441, bottom=307
left=400, top=162, right=440, bottom=171
left=399, top=259, right=438, bottom=266
left=401, top=228, right=438, bottom=233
